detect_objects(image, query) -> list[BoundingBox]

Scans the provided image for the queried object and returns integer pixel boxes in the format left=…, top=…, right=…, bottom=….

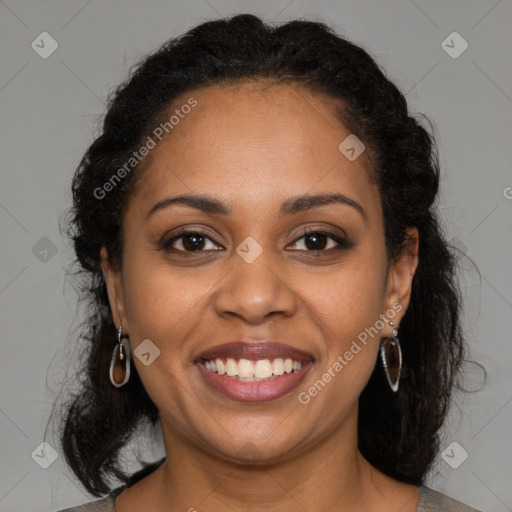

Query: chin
left=198, top=426, right=308, bottom=467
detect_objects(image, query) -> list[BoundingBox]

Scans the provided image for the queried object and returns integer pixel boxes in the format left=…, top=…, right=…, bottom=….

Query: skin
left=101, top=81, right=420, bottom=512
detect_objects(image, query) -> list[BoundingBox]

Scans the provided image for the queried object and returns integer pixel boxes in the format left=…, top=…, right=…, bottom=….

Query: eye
left=288, top=229, right=351, bottom=251
left=162, top=230, right=223, bottom=252
left=161, top=228, right=352, bottom=254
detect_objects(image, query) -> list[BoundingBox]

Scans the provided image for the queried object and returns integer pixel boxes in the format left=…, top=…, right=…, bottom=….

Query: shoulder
left=417, top=486, right=482, bottom=512
left=55, top=496, right=113, bottom=512
left=56, top=486, right=124, bottom=512
left=56, top=459, right=163, bottom=511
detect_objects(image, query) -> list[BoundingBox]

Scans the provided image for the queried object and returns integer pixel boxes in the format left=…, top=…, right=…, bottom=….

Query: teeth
left=203, top=357, right=304, bottom=380
left=238, top=359, right=254, bottom=378
left=273, top=358, right=285, bottom=376
left=225, top=358, right=238, bottom=377
left=254, top=359, right=273, bottom=378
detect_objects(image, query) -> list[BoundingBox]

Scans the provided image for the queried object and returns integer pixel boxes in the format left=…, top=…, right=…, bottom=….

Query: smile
left=194, top=341, right=314, bottom=402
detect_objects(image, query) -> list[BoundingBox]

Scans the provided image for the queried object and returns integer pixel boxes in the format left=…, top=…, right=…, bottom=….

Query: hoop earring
left=379, top=320, right=402, bottom=392
left=109, top=325, right=131, bottom=388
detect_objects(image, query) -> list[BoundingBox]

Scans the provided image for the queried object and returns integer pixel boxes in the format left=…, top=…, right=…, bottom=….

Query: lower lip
left=196, top=361, right=313, bottom=403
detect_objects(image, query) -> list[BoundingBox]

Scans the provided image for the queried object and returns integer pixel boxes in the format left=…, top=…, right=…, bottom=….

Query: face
left=102, top=81, right=418, bottom=465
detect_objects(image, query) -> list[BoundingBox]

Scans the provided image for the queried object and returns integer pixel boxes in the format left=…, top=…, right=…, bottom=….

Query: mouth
left=194, top=341, right=314, bottom=403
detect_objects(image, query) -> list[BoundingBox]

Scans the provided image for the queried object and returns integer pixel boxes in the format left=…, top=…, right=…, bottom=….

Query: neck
left=150, top=408, right=389, bottom=512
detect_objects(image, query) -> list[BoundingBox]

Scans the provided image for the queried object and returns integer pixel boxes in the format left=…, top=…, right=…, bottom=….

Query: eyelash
left=160, top=228, right=352, bottom=254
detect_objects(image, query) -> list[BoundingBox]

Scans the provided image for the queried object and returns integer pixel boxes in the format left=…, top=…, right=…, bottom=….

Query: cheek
left=121, top=252, right=217, bottom=376
left=127, top=266, right=212, bottom=322
left=120, top=256, right=215, bottom=418
left=299, top=252, right=387, bottom=396
left=306, top=256, right=386, bottom=342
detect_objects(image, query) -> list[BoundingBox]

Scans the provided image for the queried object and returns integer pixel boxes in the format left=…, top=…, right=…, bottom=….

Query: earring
left=379, top=320, right=402, bottom=392
left=109, top=325, right=131, bottom=388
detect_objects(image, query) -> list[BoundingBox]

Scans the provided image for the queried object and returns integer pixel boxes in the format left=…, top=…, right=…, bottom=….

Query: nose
left=213, top=250, right=298, bottom=325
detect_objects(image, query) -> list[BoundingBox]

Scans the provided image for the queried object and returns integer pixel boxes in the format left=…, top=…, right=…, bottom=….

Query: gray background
left=0, top=1, right=511, bottom=511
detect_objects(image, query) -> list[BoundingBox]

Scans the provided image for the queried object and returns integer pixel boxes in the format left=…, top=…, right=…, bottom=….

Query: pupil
left=183, top=233, right=205, bottom=251
left=306, top=233, right=326, bottom=250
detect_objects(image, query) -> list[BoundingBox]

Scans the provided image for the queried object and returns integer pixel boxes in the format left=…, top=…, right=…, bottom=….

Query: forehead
left=127, top=81, right=379, bottom=220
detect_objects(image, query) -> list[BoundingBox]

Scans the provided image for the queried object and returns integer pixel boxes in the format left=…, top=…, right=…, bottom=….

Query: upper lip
left=195, top=341, right=314, bottom=362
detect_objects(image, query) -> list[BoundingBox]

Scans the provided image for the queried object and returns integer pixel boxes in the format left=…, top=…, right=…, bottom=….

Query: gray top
left=57, top=485, right=482, bottom=511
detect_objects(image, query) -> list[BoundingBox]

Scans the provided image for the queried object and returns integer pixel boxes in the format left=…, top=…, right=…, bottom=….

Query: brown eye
left=303, top=232, right=330, bottom=250
left=288, top=230, right=352, bottom=252
left=162, top=231, right=222, bottom=252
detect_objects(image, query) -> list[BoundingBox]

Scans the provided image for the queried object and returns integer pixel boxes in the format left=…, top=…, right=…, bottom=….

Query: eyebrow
left=146, top=192, right=366, bottom=220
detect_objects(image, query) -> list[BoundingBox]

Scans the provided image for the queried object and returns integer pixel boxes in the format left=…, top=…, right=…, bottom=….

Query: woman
left=56, top=13, right=481, bottom=512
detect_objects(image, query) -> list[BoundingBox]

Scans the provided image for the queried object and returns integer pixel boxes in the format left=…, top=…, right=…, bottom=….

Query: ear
left=384, top=227, right=419, bottom=330
left=100, top=246, right=129, bottom=331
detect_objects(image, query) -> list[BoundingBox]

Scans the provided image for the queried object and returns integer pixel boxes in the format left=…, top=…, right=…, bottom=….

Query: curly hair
left=57, top=13, right=466, bottom=496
